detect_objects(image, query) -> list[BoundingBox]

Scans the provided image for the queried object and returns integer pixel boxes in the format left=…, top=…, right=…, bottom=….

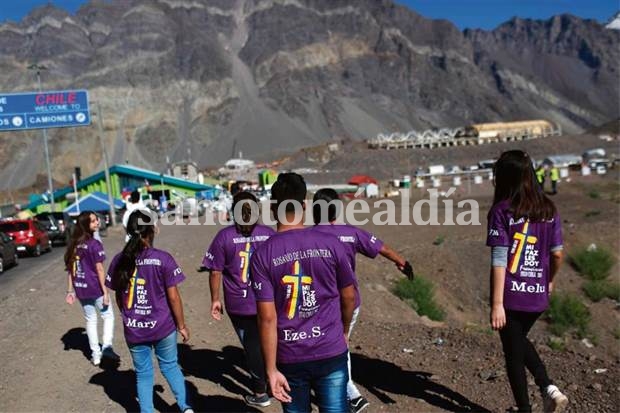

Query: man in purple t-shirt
left=312, top=188, right=414, bottom=413
left=252, top=173, right=356, bottom=413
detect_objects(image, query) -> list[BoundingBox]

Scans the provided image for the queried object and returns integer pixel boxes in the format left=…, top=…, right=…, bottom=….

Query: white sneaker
left=543, top=385, right=568, bottom=413
left=91, top=352, right=102, bottom=366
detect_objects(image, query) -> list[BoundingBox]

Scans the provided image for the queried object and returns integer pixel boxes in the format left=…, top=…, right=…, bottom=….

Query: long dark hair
left=492, top=150, right=556, bottom=221
left=64, top=211, right=95, bottom=272
left=232, top=191, right=259, bottom=237
left=111, top=210, right=156, bottom=295
left=312, top=188, right=341, bottom=224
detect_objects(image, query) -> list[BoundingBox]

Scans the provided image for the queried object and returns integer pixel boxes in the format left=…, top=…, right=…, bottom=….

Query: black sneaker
left=244, top=394, right=271, bottom=408
left=349, top=396, right=369, bottom=413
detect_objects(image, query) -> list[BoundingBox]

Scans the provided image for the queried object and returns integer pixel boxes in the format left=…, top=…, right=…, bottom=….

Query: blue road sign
left=0, top=90, right=91, bottom=131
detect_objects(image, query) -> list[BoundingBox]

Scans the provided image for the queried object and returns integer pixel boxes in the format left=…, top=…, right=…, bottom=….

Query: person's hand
left=211, top=300, right=223, bottom=321
left=398, top=261, right=415, bottom=280
left=178, top=325, right=190, bottom=343
left=268, top=369, right=292, bottom=403
left=548, top=281, right=554, bottom=294
left=102, top=292, right=110, bottom=307
left=490, top=304, right=506, bottom=330
left=65, top=291, right=76, bottom=305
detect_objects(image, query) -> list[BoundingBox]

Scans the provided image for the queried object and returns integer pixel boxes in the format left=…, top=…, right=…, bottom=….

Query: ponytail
left=111, top=210, right=156, bottom=296
left=232, top=191, right=259, bottom=237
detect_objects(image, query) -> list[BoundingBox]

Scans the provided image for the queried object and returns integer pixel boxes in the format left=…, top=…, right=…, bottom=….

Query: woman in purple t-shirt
left=203, top=191, right=274, bottom=408
left=107, top=210, right=193, bottom=413
left=64, top=211, right=118, bottom=366
left=487, top=150, right=568, bottom=413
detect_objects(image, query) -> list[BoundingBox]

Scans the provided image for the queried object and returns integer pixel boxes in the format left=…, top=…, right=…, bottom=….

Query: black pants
left=229, top=314, right=268, bottom=394
left=499, top=310, right=552, bottom=412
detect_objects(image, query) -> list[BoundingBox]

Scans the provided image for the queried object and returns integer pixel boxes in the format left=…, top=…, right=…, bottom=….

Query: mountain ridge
left=0, top=0, right=617, bottom=190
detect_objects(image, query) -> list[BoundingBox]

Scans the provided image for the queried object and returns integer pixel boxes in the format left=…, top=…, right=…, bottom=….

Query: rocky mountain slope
left=0, top=0, right=618, bottom=190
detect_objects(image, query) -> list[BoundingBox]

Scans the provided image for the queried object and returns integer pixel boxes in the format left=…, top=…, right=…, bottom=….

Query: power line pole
left=27, top=63, right=54, bottom=211
left=94, top=102, right=116, bottom=226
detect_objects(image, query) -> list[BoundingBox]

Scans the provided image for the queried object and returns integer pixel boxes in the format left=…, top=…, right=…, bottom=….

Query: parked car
left=0, top=232, right=18, bottom=273
left=35, top=213, right=66, bottom=245
left=0, top=219, right=52, bottom=257
left=36, top=212, right=72, bottom=244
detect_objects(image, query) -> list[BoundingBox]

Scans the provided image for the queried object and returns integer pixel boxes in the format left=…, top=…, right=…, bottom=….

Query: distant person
left=203, top=191, right=275, bottom=408
left=64, top=211, right=119, bottom=366
left=106, top=210, right=193, bottom=413
left=487, top=150, right=568, bottom=413
left=312, top=188, right=414, bottom=413
left=122, top=190, right=143, bottom=242
left=252, top=173, right=356, bottom=413
left=549, top=164, right=560, bottom=195
left=535, top=165, right=546, bottom=191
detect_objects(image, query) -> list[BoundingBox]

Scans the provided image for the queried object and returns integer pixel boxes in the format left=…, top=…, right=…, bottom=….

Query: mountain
left=0, top=0, right=618, bottom=190
left=605, top=11, right=620, bottom=30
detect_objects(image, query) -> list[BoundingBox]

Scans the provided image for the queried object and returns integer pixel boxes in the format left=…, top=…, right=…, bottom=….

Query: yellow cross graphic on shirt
left=238, top=242, right=251, bottom=283
left=509, top=221, right=538, bottom=274
left=126, top=268, right=145, bottom=309
left=281, top=260, right=312, bottom=320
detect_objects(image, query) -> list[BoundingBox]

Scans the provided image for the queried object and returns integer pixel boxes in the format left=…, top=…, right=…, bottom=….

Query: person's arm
left=95, top=262, right=109, bottom=306
left=65, top=273, right=75, bottom=305
left=340, top=285, right=356, bottom=338
left=167, top=285, right=190, bottom=342
left=379, top=244, right=406, bottom=267
left=489, top=266, right=506, bottom=330
left=380, top=244, right=414, bottom=279
left=257, top=301, right=291, bottom=403
left=549, top=249, right=563, bottom=293
left=209, top=270, right=223, bottom=320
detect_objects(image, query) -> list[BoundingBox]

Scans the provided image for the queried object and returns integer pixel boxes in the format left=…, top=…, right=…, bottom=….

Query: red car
left=0, top=219, right=52, bottom=257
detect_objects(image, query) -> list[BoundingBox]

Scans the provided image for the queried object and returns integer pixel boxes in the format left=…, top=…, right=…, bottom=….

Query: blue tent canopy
left=64, top=192, right=124, bottom=214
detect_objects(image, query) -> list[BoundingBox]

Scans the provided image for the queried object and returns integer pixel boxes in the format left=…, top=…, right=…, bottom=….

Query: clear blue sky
left=0, top=0, right=617, bottom=30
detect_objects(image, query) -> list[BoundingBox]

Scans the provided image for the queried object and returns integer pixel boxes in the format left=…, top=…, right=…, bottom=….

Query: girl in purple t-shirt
left=203, top=191, right=274, bottom=408
left=64, top=211, right=118, bottom=366
left=487, top=150, right=568, bottom=413
left=107, top=210, right=193, bottom=413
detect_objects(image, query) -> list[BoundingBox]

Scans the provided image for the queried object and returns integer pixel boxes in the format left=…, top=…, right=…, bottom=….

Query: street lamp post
left=93, top=102, right=116, bottom=226
left=27, top=63, right=55, bottom=211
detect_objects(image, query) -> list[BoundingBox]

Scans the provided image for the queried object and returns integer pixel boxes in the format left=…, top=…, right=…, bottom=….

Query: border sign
left=0, top=90, right=91, bottom=131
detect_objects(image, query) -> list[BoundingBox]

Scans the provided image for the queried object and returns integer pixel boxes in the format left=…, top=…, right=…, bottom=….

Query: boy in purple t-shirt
left=487, top=150, right=568, bottom=413
left=203, top=191, right=275, bottom=408
left=312, top=188, right=414, bottom=413
left=252, top=173, right=356, bottom=413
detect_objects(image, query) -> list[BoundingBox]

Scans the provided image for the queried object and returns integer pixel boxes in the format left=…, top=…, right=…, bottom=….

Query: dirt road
left=0, top=175, right=618, bottom=412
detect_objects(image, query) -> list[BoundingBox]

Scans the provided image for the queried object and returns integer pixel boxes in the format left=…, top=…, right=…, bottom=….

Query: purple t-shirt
left=106, top=248, right=186, bottom=344
left=251, top=227, right=355, bottom=365
left=486, top=200, right=563, bottom=312
left=71, top=238, right=106, bottom=300
left=203, top=224, right=275, bottom=316
left=313, top=224, right=384, bottom=308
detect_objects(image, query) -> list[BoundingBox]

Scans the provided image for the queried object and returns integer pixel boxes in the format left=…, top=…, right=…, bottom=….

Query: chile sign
left=0, top=90, right=91, bottom=131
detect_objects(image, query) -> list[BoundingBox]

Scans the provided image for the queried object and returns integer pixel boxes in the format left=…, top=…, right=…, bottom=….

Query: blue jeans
left=128, top=330, right=191, bottom=413
left=279, top=351, right=349, bottom=413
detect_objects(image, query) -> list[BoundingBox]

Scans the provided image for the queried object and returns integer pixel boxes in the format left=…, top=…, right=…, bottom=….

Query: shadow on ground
left=61, top=327, right=91, bottom=361
left=351, top=353, right=491, bottom=412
